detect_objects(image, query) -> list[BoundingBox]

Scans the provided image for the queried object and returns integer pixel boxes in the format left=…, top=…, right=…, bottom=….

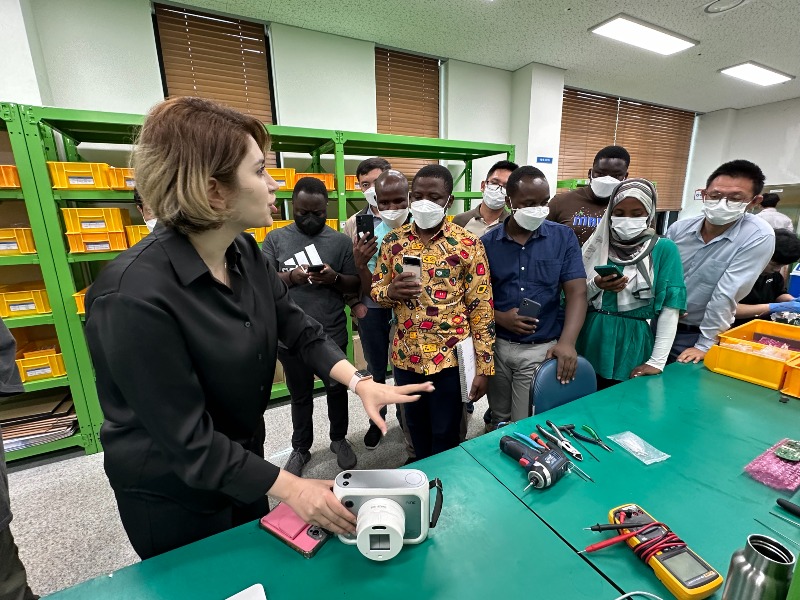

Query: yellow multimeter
left=608, top=504, right=723, bottom=600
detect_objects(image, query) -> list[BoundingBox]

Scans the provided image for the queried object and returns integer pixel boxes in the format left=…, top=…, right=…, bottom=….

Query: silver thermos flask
left=722, top=534, right=796, bottom=600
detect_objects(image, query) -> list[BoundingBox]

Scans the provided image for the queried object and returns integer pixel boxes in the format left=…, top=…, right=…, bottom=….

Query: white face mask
left=145, top=218, right=157, bottom=232
left=590, top=175, right=621, bottom=199
left=482, top=184, right=507, bottom=210
left=513, top=206, right=549, bottom=232
left=611, top=216, right=649, bottom=241
left=379, top=207, right=409, bottom=229
left=703, top=199, right=748, bottom=226
left=363, top=187, right=378, bottom=208
left=410, top=199, right=446, bottom=230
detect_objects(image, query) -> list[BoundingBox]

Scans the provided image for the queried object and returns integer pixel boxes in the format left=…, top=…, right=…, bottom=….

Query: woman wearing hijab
left=577, top=178, right=686, bottom=388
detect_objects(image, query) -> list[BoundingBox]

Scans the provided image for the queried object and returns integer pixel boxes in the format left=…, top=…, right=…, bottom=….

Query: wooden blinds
left=154, top=4, right=274, bottom=128
left=375, top=47, right=440, bottom=178
left=558, top=88, right=695, bottom=211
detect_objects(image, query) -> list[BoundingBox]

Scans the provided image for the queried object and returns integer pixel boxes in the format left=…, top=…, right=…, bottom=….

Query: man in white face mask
left=666, top=159, right=775, bottom=364
left=453, top=160, right=518, bottom=237
left=481, top=166, right=587, bottom=427
left=371, top=165, right=495, bottom=459
left=547, top=146, right=630, bottom=246
left=134, top=189, right=158, bottom=232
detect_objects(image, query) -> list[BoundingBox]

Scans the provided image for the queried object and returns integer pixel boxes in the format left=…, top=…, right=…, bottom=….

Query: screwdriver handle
left=777, top=499, right=800, bottom=519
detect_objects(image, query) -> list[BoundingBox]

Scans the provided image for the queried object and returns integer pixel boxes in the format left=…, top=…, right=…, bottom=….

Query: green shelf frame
left=66, top=252, right=121, bottom=263
left=0, top=102, right=99, bottom=461
left=0, top=254, right=39, bottom=266
left=23, top=375, right=69, bottom=393
left=1, top=102, right=514, bottom=462
left=4, top=314, right=54, bottom=328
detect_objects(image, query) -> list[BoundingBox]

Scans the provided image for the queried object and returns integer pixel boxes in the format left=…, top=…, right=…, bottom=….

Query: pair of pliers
left=537, top=420, right=583, bottom=461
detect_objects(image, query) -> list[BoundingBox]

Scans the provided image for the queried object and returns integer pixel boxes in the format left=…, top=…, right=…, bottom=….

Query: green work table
left=47, top=448, right=618, bottom=599
left=462, top=362, right=800, bottom=598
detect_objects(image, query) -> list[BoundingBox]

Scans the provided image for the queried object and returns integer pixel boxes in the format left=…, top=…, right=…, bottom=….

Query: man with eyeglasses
left=666, top=160, right=776, bottom=364
left=453, top=160, right=518, bottom=237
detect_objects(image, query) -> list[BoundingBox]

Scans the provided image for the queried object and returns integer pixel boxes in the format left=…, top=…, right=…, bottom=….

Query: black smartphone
left=518, top=298, right=542, bottom=319
left=355, top=214, right=374, bottom=240
left=306, top=264, right=325, bottom=273
left=594, top=264, right=624, bottom=280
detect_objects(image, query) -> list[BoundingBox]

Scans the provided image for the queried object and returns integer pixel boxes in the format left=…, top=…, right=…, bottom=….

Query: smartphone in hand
left=518, top=298, right=541, bottom=319
left=594, top=264, right=624, bottom=280
left=401, top=255, right=422, bottom=281
left=260, top=503, right=330, bottom=558
left=356, top=214, right=374, bottom=240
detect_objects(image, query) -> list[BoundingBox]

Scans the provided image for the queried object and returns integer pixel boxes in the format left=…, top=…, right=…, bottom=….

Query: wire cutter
left=537, top=420, right=583, bottom=461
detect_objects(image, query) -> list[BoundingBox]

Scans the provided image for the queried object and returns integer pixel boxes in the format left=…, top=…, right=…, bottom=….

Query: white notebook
left=455, top=337, right=476, bottom=404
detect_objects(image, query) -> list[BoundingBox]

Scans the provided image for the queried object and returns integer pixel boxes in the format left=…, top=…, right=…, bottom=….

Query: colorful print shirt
left=371, top=220, right=495, bottom=376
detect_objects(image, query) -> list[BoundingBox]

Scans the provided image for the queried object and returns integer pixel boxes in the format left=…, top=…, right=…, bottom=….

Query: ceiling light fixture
left=720, top=62, right=794, bottom=86
left=590, top=14, right=697, bottom=56
left=704, top=0, right=746, bottom=14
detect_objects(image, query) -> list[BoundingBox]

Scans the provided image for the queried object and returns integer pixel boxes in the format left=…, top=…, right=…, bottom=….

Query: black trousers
left=393, top=367, right=462, bottom=460
left=0, top=526, right=38, bottom=600
left=279, top=343, right=349, bottom=452
left=114, top=490, right=269, bottom=560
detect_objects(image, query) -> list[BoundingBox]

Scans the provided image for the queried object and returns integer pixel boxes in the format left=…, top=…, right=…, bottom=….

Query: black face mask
left=296, top=213, right=326, bottom=236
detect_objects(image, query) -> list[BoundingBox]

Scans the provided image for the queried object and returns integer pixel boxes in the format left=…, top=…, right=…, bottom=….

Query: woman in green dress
left=577, top=178, right=686, bottom=388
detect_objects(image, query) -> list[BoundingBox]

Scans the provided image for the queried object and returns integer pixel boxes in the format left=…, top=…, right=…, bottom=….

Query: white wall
left=0, top=0, right=44, bottom=105
left=270, top=24, right=376, bottom=132
left=28, top=0, right=163, bottom=114
left=510, top=63, right=565, bottom=195
left=443, top=60, right=513, bottom=192
left=682, top=97, right=800, bottom=218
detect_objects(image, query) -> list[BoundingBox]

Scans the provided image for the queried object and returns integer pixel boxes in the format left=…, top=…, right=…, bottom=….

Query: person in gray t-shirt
left=0, top=318, right=38, bottom=600
left=262, top=178, right=361, bottom=477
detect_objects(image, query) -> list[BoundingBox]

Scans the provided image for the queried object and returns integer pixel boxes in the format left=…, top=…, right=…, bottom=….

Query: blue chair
left=530, top=356, right=597, bottom=415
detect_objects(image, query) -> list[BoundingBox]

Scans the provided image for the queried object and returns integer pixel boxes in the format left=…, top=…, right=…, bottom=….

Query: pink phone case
left=259, top=503, right=329, bottom=558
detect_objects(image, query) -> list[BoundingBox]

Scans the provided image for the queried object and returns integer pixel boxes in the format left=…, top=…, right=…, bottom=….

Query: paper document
left=455, top=337, right=476, bottom=403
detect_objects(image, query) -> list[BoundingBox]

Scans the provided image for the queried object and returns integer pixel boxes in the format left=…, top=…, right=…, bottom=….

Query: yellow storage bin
left=0, top=165, right=20, bottom=188
left=704, top=339, right=798, bottom=390
left=294, top=173, right=335, bottom=191
left=66, top=231, right=128, bottom=253
left=266, top=168, right=295, bottom=190
left=781, top=355, right=800, bottom=398
left=74, top=287, right=88, bottom=315
left=0, top=228, right=36, bottom=254
left=108, top=167, right=136, bottom=190
left=47, top=161, right=111, bottom=190
left=266, top=220, right=292, bottom=234
left=326, top=219, right=338, bottom=231
left=719, top=320, right=800, bottom=349
left=125, top=225, right=150, bottom=247
left=345, top=175, right=358, bottom=191
left=61, top=207, right=131, bottom=234
left=245, top=227, right=268, bottom=243
left=15, top=339, right=66, bottom=382
left=0, top=282, right=51, bottom=318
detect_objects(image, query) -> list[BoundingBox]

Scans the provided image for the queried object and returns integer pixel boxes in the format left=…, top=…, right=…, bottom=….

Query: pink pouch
left=744, top=438, right=800, bottom=491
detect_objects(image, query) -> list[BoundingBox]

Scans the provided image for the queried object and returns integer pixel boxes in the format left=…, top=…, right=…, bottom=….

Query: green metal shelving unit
left=1, top=102, right=514, bottom=461
left=0, top=102, right=99, bottom=461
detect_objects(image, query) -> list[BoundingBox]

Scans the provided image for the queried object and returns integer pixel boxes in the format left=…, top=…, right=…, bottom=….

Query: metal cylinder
left=722, top=534, right=796, bottom=600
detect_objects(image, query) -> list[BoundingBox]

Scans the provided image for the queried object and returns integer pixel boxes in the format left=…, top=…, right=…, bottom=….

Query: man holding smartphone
left=482, top=166, right=587, bottom=427
left=371, top=165, right=495, bottom=458
left=263, top=177, right=362, bottom=476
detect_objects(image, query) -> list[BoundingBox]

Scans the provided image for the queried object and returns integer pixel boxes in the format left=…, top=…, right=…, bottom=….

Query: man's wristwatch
left=348, top=370, right=373, bottom=394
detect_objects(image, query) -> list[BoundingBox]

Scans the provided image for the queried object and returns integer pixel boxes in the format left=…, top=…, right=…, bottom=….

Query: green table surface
left=47, top=448, right=618, bottom=599
left=462, top=362, right=800, bottom=599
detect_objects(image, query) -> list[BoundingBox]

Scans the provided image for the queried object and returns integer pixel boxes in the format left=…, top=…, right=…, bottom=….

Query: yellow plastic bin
left=108, top=167, right=136, bottom=190
left=266, top=168, right=296, bottom=190
left=47, top=161, right=111, bottom=190
left=704, top=338, right=800, bottom=390
left=294, top=173, right=335, bottom=191
left=0, top=165, right=21, bottom=188
left=61, top=207, right=131, bottom=234
left=74, top=288, right=88, bottom=315
left=125, top=225, right=150, bottom=247
left=245, top=227, right=268, bottom=243
left=66, top=231, right=128, bottom=253
left=0, top=228, right=36, bottom=254
left=15, top=339, right=66, bottom=382
left=0, top=282, right=51, bottom=318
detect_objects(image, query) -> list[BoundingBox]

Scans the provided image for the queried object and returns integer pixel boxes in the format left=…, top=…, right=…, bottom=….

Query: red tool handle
left=583, top=522, right=667, bottom=554
left=530, top=433, right=550, bottom=449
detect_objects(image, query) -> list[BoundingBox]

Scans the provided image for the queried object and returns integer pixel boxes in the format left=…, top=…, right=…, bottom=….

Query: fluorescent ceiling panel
left=591, top=15, right=696, bottom=56
left=721, top=62, right=794, bottom=86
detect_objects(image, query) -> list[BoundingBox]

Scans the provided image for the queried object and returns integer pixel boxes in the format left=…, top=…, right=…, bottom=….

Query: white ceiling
left=182, top=0, right=800, bottom=113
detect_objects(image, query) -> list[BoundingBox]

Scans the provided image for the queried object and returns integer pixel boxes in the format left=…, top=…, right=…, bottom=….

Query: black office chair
left=530, top=356, right=597, bottom=415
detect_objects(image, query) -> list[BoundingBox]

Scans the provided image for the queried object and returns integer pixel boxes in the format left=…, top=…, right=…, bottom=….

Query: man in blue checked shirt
left=482, top=166, right=587, bottom=429
left=666, top=160, right=775, bottom=364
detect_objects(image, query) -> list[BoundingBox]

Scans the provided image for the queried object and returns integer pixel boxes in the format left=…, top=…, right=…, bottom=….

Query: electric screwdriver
left=499, top=435, right=569, bottom=489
